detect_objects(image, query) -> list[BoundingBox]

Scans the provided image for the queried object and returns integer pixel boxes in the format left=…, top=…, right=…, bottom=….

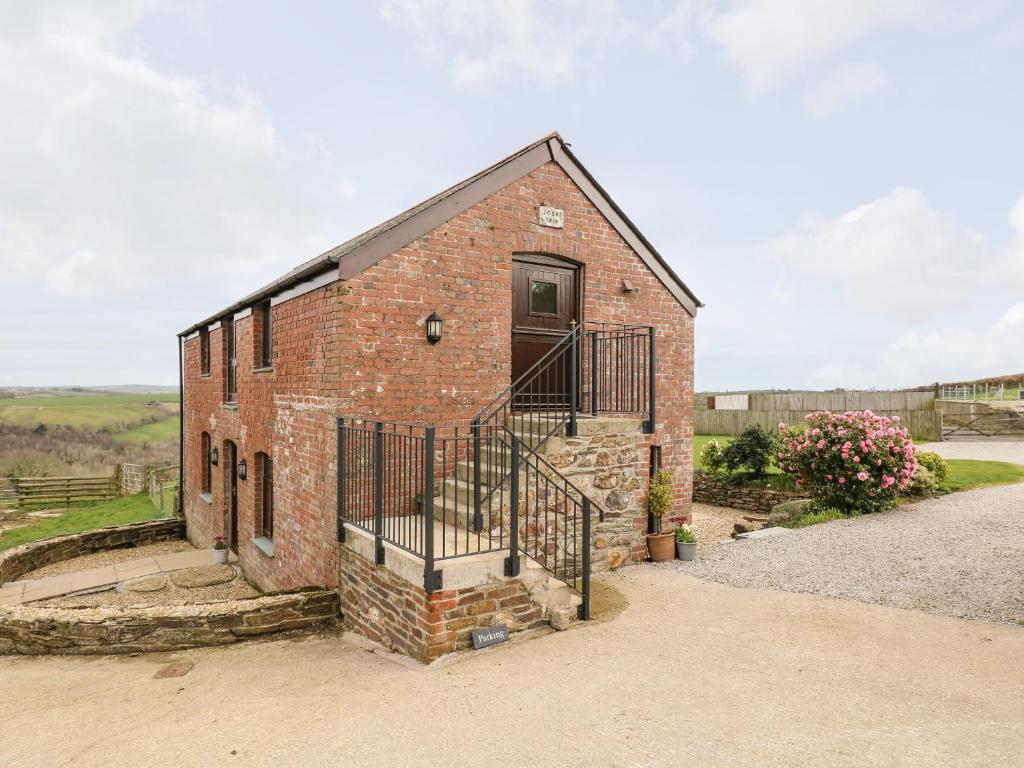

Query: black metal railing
left=337, top=418, right=596, bottom=618
left=506, top=432, right=592, bottom=618
left=335, top=321, right=655, bottom=620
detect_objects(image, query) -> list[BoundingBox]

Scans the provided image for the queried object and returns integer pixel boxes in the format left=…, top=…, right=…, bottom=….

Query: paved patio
left=0, top=548, right=235, bottom=605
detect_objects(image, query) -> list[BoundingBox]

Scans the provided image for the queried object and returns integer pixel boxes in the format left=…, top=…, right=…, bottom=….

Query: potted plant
left=646, top=469, right=676, bottom=562
left=674, top=524, right=697, bottom=560
left=212, top=535, right=229, bottom=564
left=413, top=493, right=425, bottom=513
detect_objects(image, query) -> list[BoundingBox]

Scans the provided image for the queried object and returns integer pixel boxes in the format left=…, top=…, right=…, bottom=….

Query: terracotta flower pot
left=646, top=532, right=676, bottom=562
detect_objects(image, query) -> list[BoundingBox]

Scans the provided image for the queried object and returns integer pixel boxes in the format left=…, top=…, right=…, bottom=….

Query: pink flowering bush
left=776, top=410, right=919, bottom=514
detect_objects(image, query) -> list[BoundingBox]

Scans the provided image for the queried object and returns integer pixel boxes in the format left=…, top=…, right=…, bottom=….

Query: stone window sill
left=252, top=366, right=274, bottom=374
left=222, top=402, right=238, bottom=410
left=199, top=492, right=213, bottom=504
left=252, top=536, right=274, bottom=557
left=199, top=373, right=211, bottom=379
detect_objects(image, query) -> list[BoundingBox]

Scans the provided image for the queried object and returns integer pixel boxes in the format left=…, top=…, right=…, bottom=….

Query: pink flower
left=778, top=422, right=786, bottom=430
left=857, top=472, right=868, bottom=481
left=838, top=477, right=846, bottom=484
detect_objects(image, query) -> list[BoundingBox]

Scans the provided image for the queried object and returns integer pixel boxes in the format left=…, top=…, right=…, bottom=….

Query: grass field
left=0, top=493, right=167, bottom=552
left=937, top=459, right=1024, bottom=492
left=113, top=416, right=180, bottom=446
left=0, top=393, right=178, bottom=433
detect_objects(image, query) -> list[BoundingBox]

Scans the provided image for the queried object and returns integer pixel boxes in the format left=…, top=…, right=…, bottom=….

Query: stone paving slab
left=2, top=548, right=235, bottom=605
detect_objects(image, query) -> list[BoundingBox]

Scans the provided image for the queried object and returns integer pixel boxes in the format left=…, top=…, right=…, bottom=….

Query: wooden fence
left=146, top=465, right=180, bottom=516
left=12, top=475, right=119, bottom=506
left=696, top=409, right=944, bottom=442
left=747, top=392, right=935, bottom=411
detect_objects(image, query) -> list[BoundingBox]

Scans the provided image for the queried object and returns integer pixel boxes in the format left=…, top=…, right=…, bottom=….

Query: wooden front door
left=511, top=256, right=578, bottom=406
left=225, top=441, right=238, bottom=552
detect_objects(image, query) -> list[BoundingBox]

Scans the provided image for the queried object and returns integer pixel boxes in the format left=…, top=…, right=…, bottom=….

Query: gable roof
left=180, top=133, right=701, bottom=336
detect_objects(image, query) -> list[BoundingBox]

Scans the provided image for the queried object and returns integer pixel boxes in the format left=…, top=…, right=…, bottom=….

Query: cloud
left=379, top=0, right=623, bottom=87
left=0, top=2, right=335, bottom=383
left=804, top=60, right=890, bottom=118
left=759, top=187, right=1005, bottom=321
left=878, top=303, right=1024, bottom=385
left=702, top=0, right=935, bottom=92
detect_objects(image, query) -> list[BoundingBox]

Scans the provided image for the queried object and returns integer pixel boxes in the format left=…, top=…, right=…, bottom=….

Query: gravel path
left=668, top=481, right=1024, bottom=625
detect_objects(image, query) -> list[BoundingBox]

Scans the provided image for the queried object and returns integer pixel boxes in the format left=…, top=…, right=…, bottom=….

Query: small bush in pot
left=212, top=535, right=229, bottom=564
left=674, top=524, right=697, bottom=560
left=646, top=469, right=676, bottom=562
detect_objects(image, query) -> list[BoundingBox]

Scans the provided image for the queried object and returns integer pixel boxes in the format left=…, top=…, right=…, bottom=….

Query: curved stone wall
left=0, top=591, right=339, bottom=655
left=0, top=518, right=185, bottom=584
left=0, top=520, right=339, bottom=655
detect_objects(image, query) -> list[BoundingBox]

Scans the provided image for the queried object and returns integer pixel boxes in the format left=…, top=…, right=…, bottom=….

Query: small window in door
left=530, top=280, right=558, bottom=315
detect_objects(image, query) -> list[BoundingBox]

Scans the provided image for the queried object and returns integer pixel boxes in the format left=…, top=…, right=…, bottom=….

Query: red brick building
left=179, top=134, right=700, bottom=659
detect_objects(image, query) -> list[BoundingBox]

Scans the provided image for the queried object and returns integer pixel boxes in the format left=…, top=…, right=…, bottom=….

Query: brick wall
left=183, top=159, right=694, bottom=593
left=338, top=543, right=546, bottom=662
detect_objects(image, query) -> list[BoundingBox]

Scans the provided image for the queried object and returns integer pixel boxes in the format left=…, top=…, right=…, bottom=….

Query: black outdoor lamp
left=425, top=312, right=444, bottom=345
left=238, top=458, right=247, bottom=481
left=210, top=447, right=219, bottom=466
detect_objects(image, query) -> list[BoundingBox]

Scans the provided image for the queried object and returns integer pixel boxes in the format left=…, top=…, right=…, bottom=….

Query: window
left=199, top=328, right=211, bottom=376
left=201, top=432, right=212, bottom=494
left=255, top=300, right=273, bottom=369
left=224, top=315, right=237, bottom=403
left=530, top=280, right=558, bottom=315
left=258, top=453, right=273, bottom=538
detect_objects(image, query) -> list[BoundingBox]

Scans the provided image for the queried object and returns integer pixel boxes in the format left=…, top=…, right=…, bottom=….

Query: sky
left=1, top=0, right=1023, bottom=391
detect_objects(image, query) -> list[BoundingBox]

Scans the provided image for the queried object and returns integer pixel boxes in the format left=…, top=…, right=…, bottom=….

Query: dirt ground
left=2, top=566, right=1022, bottom=768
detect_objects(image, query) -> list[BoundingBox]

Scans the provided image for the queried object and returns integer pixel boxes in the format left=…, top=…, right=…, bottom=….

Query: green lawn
left=0, top=493, right=167, bottom=552
left=0, top=393, right=179, bottom=432
left=938, top=459, right=1024, bottom=493
left=113, top=416, right=180, bottom=445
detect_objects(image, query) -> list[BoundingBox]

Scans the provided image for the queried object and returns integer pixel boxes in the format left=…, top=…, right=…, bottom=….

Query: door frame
left=224, top=440, right=239, bottom=552
left=510, top=253, right=584, bottom=407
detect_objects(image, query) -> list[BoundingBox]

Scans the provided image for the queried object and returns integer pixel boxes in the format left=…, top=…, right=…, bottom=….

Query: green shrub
left=700, top=439, right=726, bottom=472
left=905, top=464, right=940, bottom=496
left=722, top=424, right=778, bottom=478
left=915, top=451, right=949, bottom=482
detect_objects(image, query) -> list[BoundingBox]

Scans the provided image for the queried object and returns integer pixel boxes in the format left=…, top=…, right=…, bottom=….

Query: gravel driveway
left=670, top=441, right=1024, bottom=625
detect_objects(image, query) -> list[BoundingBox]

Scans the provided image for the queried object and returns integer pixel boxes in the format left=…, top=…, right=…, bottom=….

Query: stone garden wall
left=0, top=591, right=339, bottom=655
left=693, top=470, right=805, bottom=514
left=0, top=518, right=185, bottom=583
left=0, top=519, right=339, bottom=655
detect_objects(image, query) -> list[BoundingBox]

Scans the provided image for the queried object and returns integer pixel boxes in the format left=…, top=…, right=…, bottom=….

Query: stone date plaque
left=471, top=624, right=510, bottom=650
left=538, top=206, right=564, bottom=228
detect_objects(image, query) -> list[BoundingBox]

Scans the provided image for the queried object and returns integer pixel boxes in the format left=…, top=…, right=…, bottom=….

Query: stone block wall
left=692, top=470, right=805, bottom=513
left=545, top=420, right=650, bottom=571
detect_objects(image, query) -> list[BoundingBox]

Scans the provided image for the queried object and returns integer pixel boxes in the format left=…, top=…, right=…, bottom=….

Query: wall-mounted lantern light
left=425, top=312, right=444, bottom=345
left=210, top=447, right=219, bottom=466
left=238, top=458, right=247, bottom=481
